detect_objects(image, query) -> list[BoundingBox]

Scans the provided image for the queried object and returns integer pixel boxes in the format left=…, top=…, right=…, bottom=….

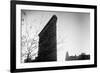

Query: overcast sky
left=21, top=10, right=90, bottom=62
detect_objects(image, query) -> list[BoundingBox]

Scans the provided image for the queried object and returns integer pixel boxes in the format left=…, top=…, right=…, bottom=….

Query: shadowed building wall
left=37, top=15, right=57, bottom=62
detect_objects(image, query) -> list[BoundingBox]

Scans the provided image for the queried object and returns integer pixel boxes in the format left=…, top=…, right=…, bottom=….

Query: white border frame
left=16, top=4, right=94, bottom=69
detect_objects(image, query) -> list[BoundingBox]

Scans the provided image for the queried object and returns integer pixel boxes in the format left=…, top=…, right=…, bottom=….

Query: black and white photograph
left=11, top=1, right=97, bottom=72
left=21, top=10, right=90, bottom=63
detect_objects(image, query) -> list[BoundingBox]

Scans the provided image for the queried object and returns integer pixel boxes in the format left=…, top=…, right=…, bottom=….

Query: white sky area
left=21, top=10, right=90, bottom=62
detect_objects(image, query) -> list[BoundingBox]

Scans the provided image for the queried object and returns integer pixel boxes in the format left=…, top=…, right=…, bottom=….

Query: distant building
left=65, top=52, right=69, bottom=60
left=65, top=52, right=90, bottom=61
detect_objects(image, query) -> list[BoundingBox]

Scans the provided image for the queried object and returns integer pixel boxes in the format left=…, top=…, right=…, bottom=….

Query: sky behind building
left=21, top=10, right=90, bottom=62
